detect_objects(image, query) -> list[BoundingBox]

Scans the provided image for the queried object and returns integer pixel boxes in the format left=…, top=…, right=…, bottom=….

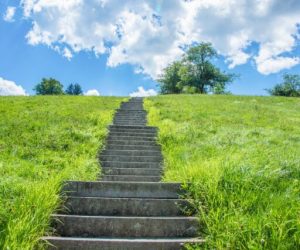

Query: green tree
left=157, top=61, right=183, bottom=94
left=34, top=78, right=64, bottom=95
left=158, top=43, right=235, bottom=94
left=65, top=83, right=83, bottom=95
left=182, top=43, right=235, bottom=93
left=267, top=74, right=300, bottom=97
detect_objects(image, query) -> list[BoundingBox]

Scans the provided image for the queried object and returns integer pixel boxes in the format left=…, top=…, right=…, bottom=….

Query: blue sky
left=1, top=0, right=300, bottom=96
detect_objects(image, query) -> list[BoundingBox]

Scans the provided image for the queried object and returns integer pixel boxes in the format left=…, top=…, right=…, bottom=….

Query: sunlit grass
left=145, top=95, right=300, bottom=249
left=0, top=96, right=124, bottom=249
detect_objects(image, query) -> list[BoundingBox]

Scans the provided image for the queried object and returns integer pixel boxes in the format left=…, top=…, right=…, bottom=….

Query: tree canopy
left=34, top=78, right=64, bottom=95
left=267, top=74, right=300, bottom=97
left=158, top=43, right=235, bottom=94
left=65, top=83, right=83, bottom=95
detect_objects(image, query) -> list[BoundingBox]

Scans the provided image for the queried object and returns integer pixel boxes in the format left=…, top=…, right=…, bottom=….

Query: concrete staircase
left=44, top=98, right=203, bottom=249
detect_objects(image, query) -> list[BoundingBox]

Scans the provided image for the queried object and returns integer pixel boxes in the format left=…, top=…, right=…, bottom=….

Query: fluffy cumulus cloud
left=3, top=6, right=16, bottom=22
left=20, top=0, right=300, bottom=76
left=256, top=56, right=300, bottom=75
left=84, top=89, right=100, bottom=96
left=0, top=77, right=27, bottom=96
left=130, top=86, right=157, bottom=97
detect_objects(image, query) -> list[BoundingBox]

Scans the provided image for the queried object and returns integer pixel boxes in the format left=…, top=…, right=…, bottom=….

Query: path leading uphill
left=44, top=98, right=203, bottom=249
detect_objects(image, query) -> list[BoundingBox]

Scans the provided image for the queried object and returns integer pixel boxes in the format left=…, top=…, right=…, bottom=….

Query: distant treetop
left=34, top=78, right=64, bottom=95
left=65, top=83, right=83, bottom=95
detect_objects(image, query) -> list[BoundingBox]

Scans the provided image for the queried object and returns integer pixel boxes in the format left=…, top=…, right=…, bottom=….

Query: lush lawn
left=0, top=96, right=124, bottom=249
left=145, top=95, right=300, bottom=249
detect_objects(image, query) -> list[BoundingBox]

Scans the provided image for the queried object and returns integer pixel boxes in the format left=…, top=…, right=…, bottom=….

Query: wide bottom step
left=44, top=237, right=204, bottom=250
left=52, top=215, right=199, bottom=237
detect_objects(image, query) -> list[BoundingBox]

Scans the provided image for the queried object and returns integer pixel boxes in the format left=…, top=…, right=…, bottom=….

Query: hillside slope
left=145, top=95, right=300, bottom=249
left=0, top=96, right=124, bottom=249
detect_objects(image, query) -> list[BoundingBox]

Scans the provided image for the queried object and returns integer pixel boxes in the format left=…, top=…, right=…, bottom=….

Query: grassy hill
left=0, top=95, right=299, bottom=249
left=145, top=95, right=300, bottom=249
left=0, top=96, right=124, bottom=249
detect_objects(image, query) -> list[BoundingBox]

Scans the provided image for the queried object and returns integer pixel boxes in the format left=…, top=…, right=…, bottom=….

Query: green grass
left=0, top=96, right=124, bottom=249
left=145, top=95, right=300, bottom=249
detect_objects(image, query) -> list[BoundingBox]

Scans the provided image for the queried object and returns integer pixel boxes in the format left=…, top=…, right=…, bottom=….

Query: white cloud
left=84, top=89, right=100, bottom=96
left=256, top=56, right=300, bottom=75
left=20, top=0, right=300, bottom=76
left=129, top=86, right=157, bottom=97
left=0, top=77, right=27, bottom=96
left=3, top=6, right=16, bottom=22
left=63, top=47, right=73, bottom=60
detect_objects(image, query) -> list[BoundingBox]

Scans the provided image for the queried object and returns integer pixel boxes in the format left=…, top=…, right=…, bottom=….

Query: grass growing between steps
left=145, top=95, right=300, bottom=249
left=0, top=96, right=124, bottom=249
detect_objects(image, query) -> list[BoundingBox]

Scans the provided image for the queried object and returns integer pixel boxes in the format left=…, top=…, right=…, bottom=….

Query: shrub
left=267, top=74, right=300, bottom=97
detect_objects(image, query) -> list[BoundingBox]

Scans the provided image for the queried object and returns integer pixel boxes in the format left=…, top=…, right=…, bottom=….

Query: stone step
left=44, top=236, right=204, bottom=250
left=113, top=121, right=146, bottom=124
left=120, top=103, right=143, bottom=106
left=121, top=103, right=143, bottom=105
left=109, top=125, right=157, bottom=131
left=119, top=108, right=144, bottom=109
left=114, top=117, right=146, bottom=120
left=121, top=101, right=143, bottom=103
left=62, top=197, right=191, bottom=216
left=107, top=135, right=156, bottom=141
left=100, top=155, right=162, bottom=163
left=119, top=107, right=144, bottom=110
left=113, top=122, right=147, bottom=126
left=108, top=130, right=157, bottom=136
left=113, top=123, right=147, bottom=126
left=101, top=161, right=162, bottom=169
left=62, top=181, right=182, bottom=198
left=115, top=110, right=146, bottom=113
left=108, top=131, right=157, bottom=137
left=114, top=113, right=146, bottom=115
left=114, top=114, right=145, bottom=116
left=121, top=102, right=143, bottom=104
left=118, top=109, right=144, bottom=111
left=122, top=100, right=143, bottom=102
left=113, top=119, right=147, bottom=122
left=115, top=110, right=145, bottom=112
left=109, top=127, right=155, bottom=132
left=102, top=167, right=162, bottom=176
left=101, top=175, right=161, bottom=182
left=101, top=150, right=162, bottom=157
left=104, top=144, right=161, bottom=151
left=106, top=139, right=158, bottom=146
left=113, top=120, right=147, bottom=124
left=52, top=215, right=199, bottom=238
left=117, top=110, right=145, bottom=112
left=120, top=100, right=143, bottom=102
left=113, top=117, right=147, bottom=123
left=114, top=116, right=146, bottom=119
